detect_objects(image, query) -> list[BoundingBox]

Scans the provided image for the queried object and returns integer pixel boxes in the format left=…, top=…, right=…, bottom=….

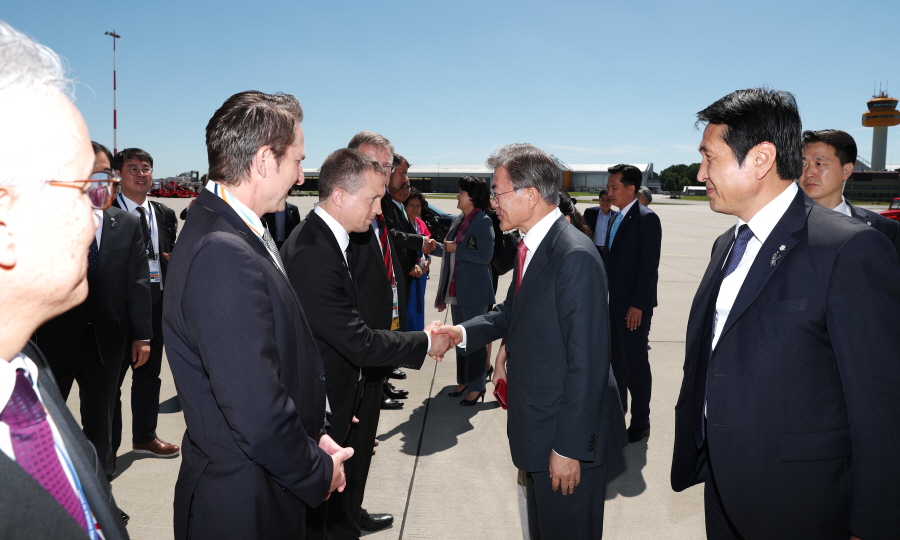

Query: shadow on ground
left=378, top=386, right=499, bottom=456
left=605, top=439, right=649, bottom=499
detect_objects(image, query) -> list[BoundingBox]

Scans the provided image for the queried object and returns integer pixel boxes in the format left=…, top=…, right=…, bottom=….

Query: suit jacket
left=262, top=202, right=301, bottom=249
left=162, top=189, right=332, bottom=540
left=36, top=207, right=151, bottom=370
left=0, top=342, right=128, bottom=540
left=846, top=201, right=900, bottom=261
left=433, top=211, right=496, bottom=308
left=672, top=189, right=900, bottom=539
left=281, top=210, right=428, bottom=440
left=381, top=192, right=423, bottom=284
left=583, top=206, right=617, bottom=243
left=112, top=198, right=177, bottom=286
left=462, top=215, right=627, bottom=472
left=604, top=202, right=661, bottom=317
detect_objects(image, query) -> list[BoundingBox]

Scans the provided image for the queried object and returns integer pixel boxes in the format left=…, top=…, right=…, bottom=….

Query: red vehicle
left=151, top=180, right=198, bottom=198
left=880, top=198, right=900, bottom=222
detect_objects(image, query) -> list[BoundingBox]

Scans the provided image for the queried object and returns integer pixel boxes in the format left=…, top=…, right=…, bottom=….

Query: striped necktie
left=376, top=215, right=395, bottom=287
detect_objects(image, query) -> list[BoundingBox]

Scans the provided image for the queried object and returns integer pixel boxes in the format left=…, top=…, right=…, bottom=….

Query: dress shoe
left=120, top=509, right=130, bottom=526
left=627, top=426, right=650, bottom=443
left=448, top=384, right=468, bottom=397
left=133, top=437, right=180, bottom=457
left=485, top=366, right=494, bottom=382
left=389, top=368, right=407, bottom=380
left=359, top=509, right=393, bottom=532
left=381, top=396, right=404, bottom=410
left=384, top=384, right=408, bottom=399
left=460, top=391, right=486, bottom=406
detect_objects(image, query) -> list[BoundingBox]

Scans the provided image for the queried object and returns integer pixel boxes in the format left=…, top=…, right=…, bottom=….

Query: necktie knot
left=0, top=369, right=45, bottom=429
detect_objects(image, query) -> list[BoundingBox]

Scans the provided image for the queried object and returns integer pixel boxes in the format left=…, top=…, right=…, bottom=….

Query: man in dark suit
left=799, top=128, right=900, bottom=259
left=0, top=20, right=128, bottom=537
left=36, top=202, right=151, bottom=480
left=435, top=143, right=627, bottom=539
left=162, top=91, right=353, bottom=539
left=604, top=164, right=661, bottom=443
left=282, top=148, right=448, bottom=539
left=111, top=148, right=181, bottom=461
left=582, top=188, right=617, bottom=254
left=672, top=88, right=900, bottom=539
left=263, top=198, right=301, bottom=249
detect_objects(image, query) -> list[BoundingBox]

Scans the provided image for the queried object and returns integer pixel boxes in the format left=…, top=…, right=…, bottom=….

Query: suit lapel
left=510, top=216, right=567, bottom=328
left=717, top=191, right=809, bottom=340
left=94, top=210, right=116, bottom=276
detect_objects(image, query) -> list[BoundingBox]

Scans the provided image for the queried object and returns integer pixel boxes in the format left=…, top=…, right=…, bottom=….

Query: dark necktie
left=1, top=369, right=89, bottom=532
left=136, top=206, right=162, bottom=304
left=515, top=240, right=529, bottom=296
left=87, top=237, right=99, bottom=283
left=697, top=224, right=753, bottom=444
left=344, top=243, right=353, bottom=276
left=376, top=215, right=395, bottom=287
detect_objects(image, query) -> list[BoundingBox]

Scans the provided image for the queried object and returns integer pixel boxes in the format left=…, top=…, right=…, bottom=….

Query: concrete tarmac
left=67, top=194, right=748, bottom=539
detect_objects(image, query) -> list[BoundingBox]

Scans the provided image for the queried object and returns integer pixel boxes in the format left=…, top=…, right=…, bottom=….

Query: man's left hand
left=131, top=341, right=150, bottom=368
left=549, top=452, right=580, bottom=495
left=625, top=307, right=643, bottom=331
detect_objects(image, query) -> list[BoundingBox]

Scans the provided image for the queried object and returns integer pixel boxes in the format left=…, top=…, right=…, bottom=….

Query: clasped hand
left=423, top=323, right=464, bottom=361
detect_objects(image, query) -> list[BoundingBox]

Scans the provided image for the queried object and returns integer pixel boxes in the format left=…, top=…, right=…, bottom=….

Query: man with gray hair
left=163, top=90, right=353, bottom=539
left=434, top=143, right=627, bottom=539
left=0, top=20, right=129, bottom=538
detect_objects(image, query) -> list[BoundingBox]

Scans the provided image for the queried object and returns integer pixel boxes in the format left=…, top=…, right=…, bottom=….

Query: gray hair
left=0, top=21, right=72, bottom=99
left=638, top=186, right=653, bottom=205
left=318, top=148, right=385, bottom=201
left=347, top=131, right=394, bottom=156
left=486, top=143, right=560, bottom=205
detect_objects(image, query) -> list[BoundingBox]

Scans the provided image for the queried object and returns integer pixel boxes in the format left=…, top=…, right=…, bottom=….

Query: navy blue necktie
left=698, top=224, right=753, bottom=444
left=87, top=237, right=99, bottom=283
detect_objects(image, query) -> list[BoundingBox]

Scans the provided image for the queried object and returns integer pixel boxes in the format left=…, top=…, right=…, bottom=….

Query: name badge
left=148, top=258, right=162, bottom=283
left=391, top=284, right=399, bottom=322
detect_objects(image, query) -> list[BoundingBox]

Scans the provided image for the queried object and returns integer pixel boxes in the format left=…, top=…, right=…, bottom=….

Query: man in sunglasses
left=111, top=148, right=181, bottom=461
left=0, top=20, right=130, bottom=538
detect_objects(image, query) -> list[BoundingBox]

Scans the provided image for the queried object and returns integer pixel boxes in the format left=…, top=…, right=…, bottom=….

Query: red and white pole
left=104, top=31, right=121, bottom=155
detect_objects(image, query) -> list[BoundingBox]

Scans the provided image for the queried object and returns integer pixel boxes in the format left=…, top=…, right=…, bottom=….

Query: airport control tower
left=862, top=90, right=900, bottom=170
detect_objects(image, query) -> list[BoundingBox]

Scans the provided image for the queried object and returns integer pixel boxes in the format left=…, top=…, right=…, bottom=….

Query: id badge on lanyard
left=391, top=284, right=399, bottom=326
left=148, top=257, right=161, bottom=283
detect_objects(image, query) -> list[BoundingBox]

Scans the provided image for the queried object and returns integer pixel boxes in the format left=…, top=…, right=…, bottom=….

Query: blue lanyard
left=56, top=439, right=99, bottom=540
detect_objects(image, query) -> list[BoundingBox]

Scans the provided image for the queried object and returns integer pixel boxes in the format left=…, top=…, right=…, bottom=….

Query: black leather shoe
left=627, top=426, right=650, bottom=443
left=384, top=385, right=408, bottom=399
left=389, top=368, right=407, bottom=380
left=460, top=391, right=486, bottom=406
left=360, top=509, right=394, bottom=532
left=448, top=384, right=468, bottom=397
left=381, top=396, right=404, bottom=410
left=120, top=509, right=130, bottom=526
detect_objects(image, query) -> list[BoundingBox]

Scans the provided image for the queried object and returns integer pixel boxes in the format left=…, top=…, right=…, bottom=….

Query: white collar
left=616, top=198, right=638, bottom=218
left=313, top=206, right=350, bottom=254
left=206, top=182, right=266, bottom=238
left=737, top=181, right=798, bottom=244
left=0, top=353, right=41, bottom=412
left=833, top=198, right=852, bottom=217
left=522, top=208, right=563, bottom=254
left=118, top=193, right=151, bottom=213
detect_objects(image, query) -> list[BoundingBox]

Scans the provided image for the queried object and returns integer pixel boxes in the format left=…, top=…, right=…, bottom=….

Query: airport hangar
left=300, top=163, right=659, bottom=194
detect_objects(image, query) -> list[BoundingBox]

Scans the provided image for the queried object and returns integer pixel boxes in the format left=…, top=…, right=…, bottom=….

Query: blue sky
left=6, top=1, right=899, bottom=177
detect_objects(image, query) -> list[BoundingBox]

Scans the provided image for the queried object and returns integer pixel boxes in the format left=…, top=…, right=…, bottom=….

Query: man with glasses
left=583, top=188, right=617, bottom=257
left=0, top=19, right=130, bottom=538
left=37, top=142, right=152, bottom=492
left=111, top=148, right=181, bottom=461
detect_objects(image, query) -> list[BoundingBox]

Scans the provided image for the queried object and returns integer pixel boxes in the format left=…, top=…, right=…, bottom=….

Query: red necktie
left=376, top=215, right=395, bottom=287
left=515, top=240, right=528, bottom=295
left=1, top=369, right=88, bottom=531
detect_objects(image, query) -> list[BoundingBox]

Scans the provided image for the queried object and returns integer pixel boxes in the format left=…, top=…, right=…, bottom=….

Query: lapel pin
left=779, top=245, right=786, bottom=251
left=770, top=245, right=786, bottom=267
left=110, top=217, right=119, bottom=230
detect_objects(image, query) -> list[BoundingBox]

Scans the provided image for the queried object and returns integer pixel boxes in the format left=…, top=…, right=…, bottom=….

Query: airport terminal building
left=302, top=163, right=659, bottom=194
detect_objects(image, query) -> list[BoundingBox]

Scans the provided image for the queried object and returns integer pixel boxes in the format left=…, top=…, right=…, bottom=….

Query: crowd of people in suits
left=3, top=18, right=900, bottom=540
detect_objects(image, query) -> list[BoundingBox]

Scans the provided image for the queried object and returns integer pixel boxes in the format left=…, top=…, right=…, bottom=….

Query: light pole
left=104, top=31, right=121, bottom=155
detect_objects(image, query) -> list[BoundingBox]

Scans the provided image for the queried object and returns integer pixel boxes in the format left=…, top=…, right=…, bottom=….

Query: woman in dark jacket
left=433, top=176, right=496, bottom=405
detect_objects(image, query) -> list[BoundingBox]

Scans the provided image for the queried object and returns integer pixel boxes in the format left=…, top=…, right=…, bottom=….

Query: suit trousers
left=609, top=308, right=653, bottom=430
left=113, top=294, right=164, bottom=453
left=525, top=463, right=608, bottom=539
left=53, top=326, right=119, bottom=479
left=450, top=304, right=489, bottom=393
left=322, top=376, right=383, bottom=540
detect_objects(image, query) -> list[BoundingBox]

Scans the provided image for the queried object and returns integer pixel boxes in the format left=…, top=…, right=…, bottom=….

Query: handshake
left=423, top=321, right=462, bottom=360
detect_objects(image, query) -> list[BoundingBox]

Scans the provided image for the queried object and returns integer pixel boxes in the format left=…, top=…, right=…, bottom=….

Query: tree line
left=659, top=163, right=701, bottom=192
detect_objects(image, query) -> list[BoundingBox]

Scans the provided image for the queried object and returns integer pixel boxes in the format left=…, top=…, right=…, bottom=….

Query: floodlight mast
left=104, top=31, right=121, bottom=155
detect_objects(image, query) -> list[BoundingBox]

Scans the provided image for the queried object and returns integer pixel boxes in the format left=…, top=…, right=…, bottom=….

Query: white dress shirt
left=117, top=192, right=163, bottom=291
left=833, top=198, right=852, bottom=217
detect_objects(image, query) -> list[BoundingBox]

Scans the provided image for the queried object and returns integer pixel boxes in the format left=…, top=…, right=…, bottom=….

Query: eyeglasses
left=380, top=162, right=396, bottom=173
left=490, top=188, right=520, bottom=201
left=48, top=171, right=121, bottom=210
left=125, top=166, right=153, bottom=176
